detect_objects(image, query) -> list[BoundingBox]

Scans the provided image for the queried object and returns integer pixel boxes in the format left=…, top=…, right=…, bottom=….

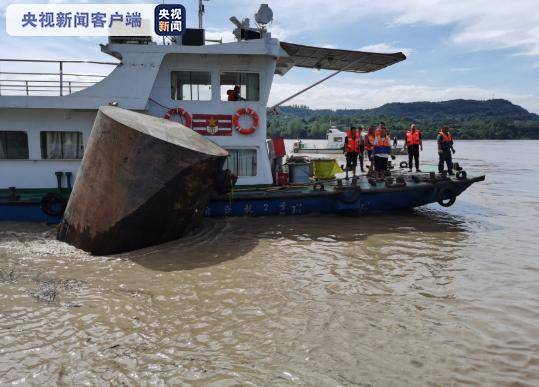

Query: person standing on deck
left=375, top=122, right=386, bottom=138
left=373, top=127, right=395, bottom=178
left=357, top=126, right=365, bottom=173
left=393, top=133, right=398, bottom=148
left=364, top=127, right=375, bottom=163
left=405, top=124, right=423, bottom=172
left=438, top=126, right=456, bottom=175
left=343, top=126, right=360, bottom=179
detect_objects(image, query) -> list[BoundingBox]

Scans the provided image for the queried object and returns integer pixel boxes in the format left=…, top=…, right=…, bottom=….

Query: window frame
left=170, top=70, right=213, bottom=101
left=219, top=71, right=261, bottom=102
left=0, top=130, right=29, bottom=160
left=223, top=148, right=258, bottom=177
left=40, top=131, right=84, bottom=160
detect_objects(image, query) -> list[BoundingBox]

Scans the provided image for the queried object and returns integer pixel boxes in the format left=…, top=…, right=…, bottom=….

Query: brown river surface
left=1, top=140, right=538, bottom=386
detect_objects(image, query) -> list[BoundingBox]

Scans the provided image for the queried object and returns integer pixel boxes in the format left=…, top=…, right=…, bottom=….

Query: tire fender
left=437, top=185, right=457, bottom=207
left=41, top=193, right=67, bottom=217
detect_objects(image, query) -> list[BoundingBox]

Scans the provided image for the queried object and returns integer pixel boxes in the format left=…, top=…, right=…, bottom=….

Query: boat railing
left=0, top=58, right=119, bottom=97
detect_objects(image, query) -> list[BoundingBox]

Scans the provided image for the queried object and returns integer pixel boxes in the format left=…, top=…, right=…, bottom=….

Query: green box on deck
left=312, top=158, right=343, bottom=180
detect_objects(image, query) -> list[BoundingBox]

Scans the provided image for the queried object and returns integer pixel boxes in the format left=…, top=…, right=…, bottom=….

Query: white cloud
left=269, top=77, right=539, bottom=113
left=251, top=0, right=539, bottom=57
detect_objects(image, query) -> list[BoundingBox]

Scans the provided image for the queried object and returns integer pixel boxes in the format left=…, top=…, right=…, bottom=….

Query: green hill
left=268, top=99, right=539, bottom=139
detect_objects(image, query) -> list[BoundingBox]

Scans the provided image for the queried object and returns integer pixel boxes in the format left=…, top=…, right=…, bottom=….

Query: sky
left=1, top=0, right=539, bottom=113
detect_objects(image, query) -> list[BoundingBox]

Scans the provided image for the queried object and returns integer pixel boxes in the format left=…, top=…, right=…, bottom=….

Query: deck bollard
left=55, top=172, right=64, bottom=192
left=8, top=186, right=19, bottom=201
left=65, top=172, right=72, bottom=190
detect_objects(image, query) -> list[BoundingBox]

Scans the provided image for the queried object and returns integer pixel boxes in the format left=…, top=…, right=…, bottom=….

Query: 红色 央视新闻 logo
left=154, top=4, right=185, bottom=36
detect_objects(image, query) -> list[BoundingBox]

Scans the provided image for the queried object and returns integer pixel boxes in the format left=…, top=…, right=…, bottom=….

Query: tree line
left=267, top=102, right=539, bottom=140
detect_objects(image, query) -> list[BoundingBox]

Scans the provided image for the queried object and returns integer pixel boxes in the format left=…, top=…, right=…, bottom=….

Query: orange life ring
left=233, top=107, right=259, bottom=135
left=164, top=108, right=192, bottom=128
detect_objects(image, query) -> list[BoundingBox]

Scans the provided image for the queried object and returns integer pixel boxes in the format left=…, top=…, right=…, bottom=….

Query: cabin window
left=0, top=131, right=29, bottom=159
left=224, top=149, right=257, bottom=176
left=40, top=131, right=84, bottom=159
left=220, top=72, right=260, bottom=101
left=333, top=137, right=343, bottom=142
left=171, top=71, right=212, bottom=101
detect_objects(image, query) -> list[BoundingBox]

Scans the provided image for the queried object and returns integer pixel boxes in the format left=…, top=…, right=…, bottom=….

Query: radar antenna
left=254, top=4, right=273, bottom=29
left=230, top=4, right=273, bottom=41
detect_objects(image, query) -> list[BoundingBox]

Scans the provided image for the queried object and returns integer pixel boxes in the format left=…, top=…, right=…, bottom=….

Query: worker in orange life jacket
left=375, top=122, right=386, bottom=138
left=405, top=124, right=423, bottom=172
left=357, top=126, right=365, bottom=172
left=344, top=126, right=362, bottom=178
left=364, top=127, right=375, bottom=163
left=438, top=126, right=456, bottom=174
left=373, top=127, right=395, bottom=178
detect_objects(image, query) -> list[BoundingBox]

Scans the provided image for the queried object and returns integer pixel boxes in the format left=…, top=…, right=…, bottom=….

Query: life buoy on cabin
left=233, top=107, right=259, bottom=135
left=164, top=108, right=192, bottom=128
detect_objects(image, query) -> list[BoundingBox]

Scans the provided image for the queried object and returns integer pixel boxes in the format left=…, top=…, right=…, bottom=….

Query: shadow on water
left=128, top=207, right=469, bottom=272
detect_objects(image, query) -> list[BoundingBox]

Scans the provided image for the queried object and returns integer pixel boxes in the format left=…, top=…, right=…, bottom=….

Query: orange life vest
left=364, top=134, right=375, bottom=151
left=406, top=130, right=421, bottom=145
left=374, top=136, right=391, bottom=155
left=439, top=130, right=453, bottom=142
left=345, top=130, right=360, bottom=153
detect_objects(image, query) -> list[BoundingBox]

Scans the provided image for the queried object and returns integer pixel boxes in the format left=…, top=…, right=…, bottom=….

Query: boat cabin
left=326, top=125, right=346, bottom=149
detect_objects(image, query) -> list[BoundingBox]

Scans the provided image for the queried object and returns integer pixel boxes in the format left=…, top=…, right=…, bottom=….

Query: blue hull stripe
left=0, top=183, right=472, bottom=222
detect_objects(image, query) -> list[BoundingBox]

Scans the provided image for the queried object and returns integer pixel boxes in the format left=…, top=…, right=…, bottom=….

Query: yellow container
left=311, top=158, right=343, bottom=180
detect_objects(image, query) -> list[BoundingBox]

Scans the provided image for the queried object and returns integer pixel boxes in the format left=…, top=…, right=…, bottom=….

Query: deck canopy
left=276, top=42, right=406, bottom=75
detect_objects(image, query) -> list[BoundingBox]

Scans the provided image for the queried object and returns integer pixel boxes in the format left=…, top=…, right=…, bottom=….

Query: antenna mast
left=198, top=0, right=207, bottom=29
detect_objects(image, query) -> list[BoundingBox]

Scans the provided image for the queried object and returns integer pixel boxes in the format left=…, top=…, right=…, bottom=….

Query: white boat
left=292, top=125, right=346, bottom=154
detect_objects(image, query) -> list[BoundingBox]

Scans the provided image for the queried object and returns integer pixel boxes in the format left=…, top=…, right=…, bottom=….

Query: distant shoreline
left=268, top=99, right=539, bottom=140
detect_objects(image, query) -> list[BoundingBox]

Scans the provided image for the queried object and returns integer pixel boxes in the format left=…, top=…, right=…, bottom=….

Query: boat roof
left=0, top=37, right=407, bottom=110
left=276, top=42, right=406, bottom=75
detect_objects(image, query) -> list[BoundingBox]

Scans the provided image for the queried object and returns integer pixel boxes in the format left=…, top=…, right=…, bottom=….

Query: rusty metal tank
left=57, top=106, right=229, bottom=255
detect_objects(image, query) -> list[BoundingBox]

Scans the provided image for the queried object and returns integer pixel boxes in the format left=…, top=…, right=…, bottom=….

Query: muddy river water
left=1, top=140, right=538, bottom=385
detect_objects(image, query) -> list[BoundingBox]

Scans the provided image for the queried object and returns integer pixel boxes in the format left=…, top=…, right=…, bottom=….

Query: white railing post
left=0, top=58, right=118, bottom=96
left=59, top=61, right=63, bottom=96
